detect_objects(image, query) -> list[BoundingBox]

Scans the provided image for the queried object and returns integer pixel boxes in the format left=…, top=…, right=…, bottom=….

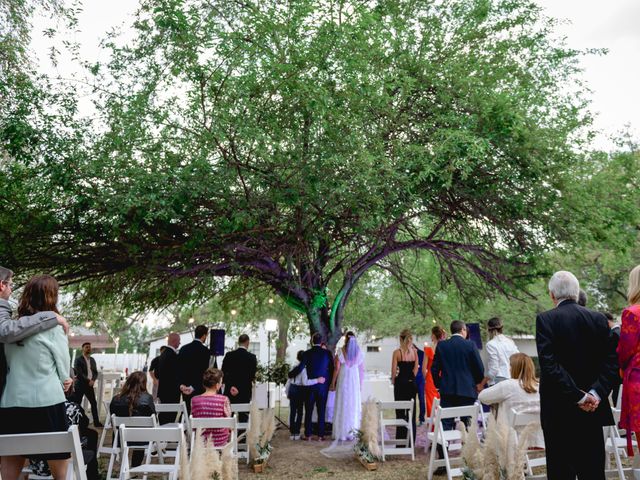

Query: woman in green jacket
left=0, top=275, right=72, bottom=480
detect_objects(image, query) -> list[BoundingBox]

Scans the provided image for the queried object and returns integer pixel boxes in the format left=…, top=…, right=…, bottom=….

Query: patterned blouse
left=191, top=393, right=231, bottom=447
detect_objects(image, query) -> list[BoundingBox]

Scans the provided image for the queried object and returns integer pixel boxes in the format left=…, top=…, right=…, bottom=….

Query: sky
left=30, top=0, right=640, bottom=149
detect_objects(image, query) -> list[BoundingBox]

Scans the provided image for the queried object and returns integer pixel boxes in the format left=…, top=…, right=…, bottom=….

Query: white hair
left=548, top=271, right=580, bottom=302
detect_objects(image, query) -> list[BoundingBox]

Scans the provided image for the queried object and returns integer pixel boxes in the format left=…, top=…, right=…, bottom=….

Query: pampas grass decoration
left=221, top=442, right=239, bottom=480
left=507, top=422, right=539, bottom=480
left=360, top=399, right=381, bottom=459
left=247, top=401, right=262, bottom=462
left=205, top=438, right=223, bottom=479
left=179, top=429, right=191, bottom=480
left=482, top=416, right=502, bottom=480
left=259, top=408, right=276, bottom=447
left=461, top=418, right=484, bottom=475
left=189, top=428, right=209, bottom=480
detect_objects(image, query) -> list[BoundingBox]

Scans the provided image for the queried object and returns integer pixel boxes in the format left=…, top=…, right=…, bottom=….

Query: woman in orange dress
left=424, top=325, right=446, bottom=417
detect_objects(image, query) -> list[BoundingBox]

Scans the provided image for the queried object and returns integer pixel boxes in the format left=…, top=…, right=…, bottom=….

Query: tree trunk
left=276, top=316, right=290, bottom=362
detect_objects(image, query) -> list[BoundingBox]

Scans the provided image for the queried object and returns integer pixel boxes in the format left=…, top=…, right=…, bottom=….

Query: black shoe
left=94, top=421, right=103, bottom=428
left=433, top=467, right=447, bottom=475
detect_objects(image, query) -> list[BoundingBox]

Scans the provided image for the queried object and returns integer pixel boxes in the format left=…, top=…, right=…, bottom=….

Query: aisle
left=238, top=427, right=438, bottom=479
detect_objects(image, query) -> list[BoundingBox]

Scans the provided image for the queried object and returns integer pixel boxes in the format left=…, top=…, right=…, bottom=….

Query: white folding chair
left=119, top=424, right=183, bottom=480
left=230, top=403, right=251, bottom=464
left=510, top=409, right=546, bottom=478
left=0, top=425, right=87, bottom=480
left=378, top=400, right=415, bottom=461
left=605, top=406, right=637, bottom=479
left=98, top=400, right=115, bottom=458
left=189, top=415, right=243, bottom=457
left=427, top=403, right=480, bottom=480
left=424, top=397, right=440, bottom=453
left=154, top=402, right=186, bottom=426
left=107, top=415, right=157, bottom=480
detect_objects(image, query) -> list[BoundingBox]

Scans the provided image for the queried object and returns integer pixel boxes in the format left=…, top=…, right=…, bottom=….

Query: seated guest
left=478, top=353, right=544, bottom=447
left=30, top=373, right=100, bottom=479
left=110, top=371, right=156, bottom=467
left=287, top=350, right=325, bottom=440
left=191, top=368, right=231, bottom=446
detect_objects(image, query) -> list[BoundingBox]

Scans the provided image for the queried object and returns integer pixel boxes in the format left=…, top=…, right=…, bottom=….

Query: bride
left=329, top=331, right=365, bottom=442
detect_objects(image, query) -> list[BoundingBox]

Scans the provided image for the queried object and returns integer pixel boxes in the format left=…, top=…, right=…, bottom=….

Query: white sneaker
left=290, top=435, right=295, bottom=440
left=294, top=435, right=301, bottom=440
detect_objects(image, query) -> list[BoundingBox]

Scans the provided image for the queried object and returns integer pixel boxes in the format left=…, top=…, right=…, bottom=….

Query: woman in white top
left=478, top=353, right=544, bottom=447
left=483, top=317, right=519, bottom=386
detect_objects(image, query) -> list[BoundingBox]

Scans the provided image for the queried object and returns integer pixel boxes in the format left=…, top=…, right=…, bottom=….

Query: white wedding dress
left=321, top=343, right=365, bottom=458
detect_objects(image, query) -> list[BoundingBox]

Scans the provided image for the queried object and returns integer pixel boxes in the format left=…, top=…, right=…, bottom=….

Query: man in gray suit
left=0, top=266, right=70, bottom=397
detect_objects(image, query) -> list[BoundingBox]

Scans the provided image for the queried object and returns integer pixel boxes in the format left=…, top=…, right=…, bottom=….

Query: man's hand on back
left=55, top=313, right=69, bottom=334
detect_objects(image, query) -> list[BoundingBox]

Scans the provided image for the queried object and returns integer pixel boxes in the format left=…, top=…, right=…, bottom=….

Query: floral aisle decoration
left=353, top=399, right=381, bottom=470
left=247, top=401, right=277, bottom=472
left=460, top=416, right=540, bottom=480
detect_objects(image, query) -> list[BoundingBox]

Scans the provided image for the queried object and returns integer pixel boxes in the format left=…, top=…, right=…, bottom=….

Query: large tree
left=1, top=0, right=596, bottom=346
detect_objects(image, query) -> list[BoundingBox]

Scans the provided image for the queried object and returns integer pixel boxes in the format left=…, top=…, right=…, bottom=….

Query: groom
left=290, top=332, right=334, bottom=440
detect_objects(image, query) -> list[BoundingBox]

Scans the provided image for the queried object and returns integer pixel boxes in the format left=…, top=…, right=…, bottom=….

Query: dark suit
left=178, top=339, right=211, bottom=413
left=536, top=300, right=619, bottom=480
left=431, top=334, right=484, bottom=446
left=156, top=346, right=181, bottom=424
left=221, top=347, right=257, bottom=408
left=73, top=355, right=100, bottom=424
left=300, top=345, right=334, bottom=437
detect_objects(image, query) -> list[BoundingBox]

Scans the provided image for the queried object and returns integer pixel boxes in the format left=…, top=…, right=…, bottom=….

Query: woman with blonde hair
left=391, top=329, right=419, bottom=441
left=618, top=264, right=640, bottom=462
left=478, top=353, right=543, bottom=447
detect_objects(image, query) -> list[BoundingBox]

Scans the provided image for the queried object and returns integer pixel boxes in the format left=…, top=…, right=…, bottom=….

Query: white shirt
left=486, top=334, right=519, bottom=382
left=291, top=363, right=320, bottom=387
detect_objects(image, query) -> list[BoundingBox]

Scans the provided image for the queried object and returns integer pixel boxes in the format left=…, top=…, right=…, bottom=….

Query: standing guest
left=110, top=372, right=156, bottom=468
left=391, top=329, right=418, bottom=442
left=191, top=368, right=232, bottom=446
left=431, top=320, right=484, bottom=472
left=413, top=342, right=427, bottom=426
left=73, top=342, right=103, bottom=427
left=221, top=334, right=257, bottom=422
left=178, top=325, right=211, bottom=413
left=618, top=265, right=640, bottom=469
left=290, top=332, right=333, bottom=440
left=537, top=271, right=618, bottom=480
left=478, top=353, right=544, bottom=447
left=605, top=312, right=622, bottom=407
left=481, top=317, right=519, bottom=388
left=0, top=274, right=73, bottom=480
left=424, top=326, right=445, bottom=418
left=156, top=332, right=181, bottom=424
left=148, top=346, right=166, bottom=401
left=0, top=266, right=69, bottom=398
left=287, top=350, right=325, bottom=440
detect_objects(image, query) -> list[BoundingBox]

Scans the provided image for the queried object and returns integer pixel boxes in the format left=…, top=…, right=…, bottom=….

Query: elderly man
left=536, top=271, right=619, bottom=480
left=156, top=332, right=181, bottom=424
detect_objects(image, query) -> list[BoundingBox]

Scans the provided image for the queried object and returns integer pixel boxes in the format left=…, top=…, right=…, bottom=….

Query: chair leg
left=427, top=425, right=439, bottom=480
left=409, top=420, right=415, bottom=461
left=380, top=419, right=386, bottom=462
left=107, top=434, right=119, bottom=480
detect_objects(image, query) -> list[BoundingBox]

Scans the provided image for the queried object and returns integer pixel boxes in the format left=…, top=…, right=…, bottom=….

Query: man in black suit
left=292, top=332, right=334, bottom=440
left=178, top=325, right=211, bottom=413
left=221, top=334, right=257, bottom=421
left=73, top=342, right=102, bottom=427
left=536, top=271, right=619, bottom=480
left=156, top=332, right=181, bottom=424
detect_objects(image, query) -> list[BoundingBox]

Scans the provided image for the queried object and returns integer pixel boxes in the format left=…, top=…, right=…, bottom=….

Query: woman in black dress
left=391, top=329, right=419, bottom=441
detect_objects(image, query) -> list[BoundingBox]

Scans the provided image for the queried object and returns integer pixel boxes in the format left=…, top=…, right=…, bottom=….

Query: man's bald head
left=167, top=332, right=181, bottom=349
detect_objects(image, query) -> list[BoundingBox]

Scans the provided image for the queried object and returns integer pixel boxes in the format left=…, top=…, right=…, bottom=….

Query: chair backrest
left=119, top=424, right=183, bottom=444
left=230, top=403, right=251, bottom=414
left=0, top=425, right=87, bottom=480
left=510, top=409, right=541, bottom=428
left=111, top=414, right=157, bottom=428
left=189, top=415, right=237, bottom=454
left=434, top=403, right=480, bottom=424
left=154, top=403, right=184, bottom=423
left=616, top=385, right=623, bottom=410
left=378, top=400, right=414, bottom=411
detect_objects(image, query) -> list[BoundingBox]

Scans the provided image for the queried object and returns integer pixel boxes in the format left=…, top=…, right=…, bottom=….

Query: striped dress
left=191, top=393, right=231, bottom=447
